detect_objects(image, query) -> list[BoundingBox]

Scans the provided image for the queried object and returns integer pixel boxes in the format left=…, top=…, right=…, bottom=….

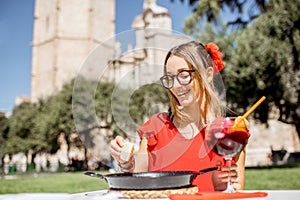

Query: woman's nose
left=173, top=78, right=181, bottom=88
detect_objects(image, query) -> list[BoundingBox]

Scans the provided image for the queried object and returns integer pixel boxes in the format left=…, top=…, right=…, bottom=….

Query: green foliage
left=184, top=0, right=221, bottom=34
left=6, top=103, right=39, bottom=153
left=4, top=80, right=77, bottom=155
left=95, top=82, right=114, bottom=122
left=0, top=113, right=9, bottom=157
left=225, top=0, right=300, bottom=124
left=33, top=82, right=76, bottom=153
left=129, top=83, right=169, bottom=126
left=0, top=113, right=9, bottom=136
left=183, top=0, right=300, bottom=130
left=72, top=77, right=99, bottom=133
left=3, top=78, right=169, bottom=157
left=183, top=0, right=267, bottom=33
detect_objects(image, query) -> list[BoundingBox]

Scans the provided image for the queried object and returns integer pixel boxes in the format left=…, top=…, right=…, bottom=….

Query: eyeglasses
left=160, top=70, right=195, bottom=89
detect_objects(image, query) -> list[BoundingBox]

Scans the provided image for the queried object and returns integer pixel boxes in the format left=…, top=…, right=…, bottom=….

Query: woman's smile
left=177, top=89, right=191, bottom=97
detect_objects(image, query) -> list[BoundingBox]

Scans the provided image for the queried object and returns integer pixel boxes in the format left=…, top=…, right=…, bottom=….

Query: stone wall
left=31, top=0, right=115, bottom=102
left=245, top=119, right=300, bottom=166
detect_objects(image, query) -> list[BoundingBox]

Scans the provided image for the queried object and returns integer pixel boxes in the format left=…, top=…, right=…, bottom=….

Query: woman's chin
left=179, top=99, right=194, bottom=107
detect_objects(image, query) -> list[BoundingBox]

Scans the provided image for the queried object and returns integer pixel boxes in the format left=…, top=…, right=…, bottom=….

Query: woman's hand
left=109, top=136, right=135, bottom=172
left=110, top=135, right=126, bottom=162
left=212, top=163, right=241, bottom=191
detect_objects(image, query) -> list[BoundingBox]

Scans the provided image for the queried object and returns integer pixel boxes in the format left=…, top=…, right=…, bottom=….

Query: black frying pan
left=84, top=167, right=217, bottom=190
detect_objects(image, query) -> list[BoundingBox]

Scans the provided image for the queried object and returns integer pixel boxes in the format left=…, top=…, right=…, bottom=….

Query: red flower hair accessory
left=205, top=42, right=224, bottom=73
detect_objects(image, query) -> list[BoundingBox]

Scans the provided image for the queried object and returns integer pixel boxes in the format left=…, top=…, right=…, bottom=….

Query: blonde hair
left=163, top=41, right=225, bottom=124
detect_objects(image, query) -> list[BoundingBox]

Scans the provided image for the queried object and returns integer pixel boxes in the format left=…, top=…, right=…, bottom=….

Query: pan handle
left=84, top=171, right=105, bottom=179
left=84, top=168, right=217, bottom=178
left=199, top=167, right=218, bottom=175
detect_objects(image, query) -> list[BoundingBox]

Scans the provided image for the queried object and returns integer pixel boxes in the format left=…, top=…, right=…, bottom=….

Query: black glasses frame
left=160, top=69, right=195, bottom=89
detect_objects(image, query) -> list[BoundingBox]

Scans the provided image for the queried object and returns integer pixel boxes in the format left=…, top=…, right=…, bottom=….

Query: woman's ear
left=206, top=67, right=214, bottom=83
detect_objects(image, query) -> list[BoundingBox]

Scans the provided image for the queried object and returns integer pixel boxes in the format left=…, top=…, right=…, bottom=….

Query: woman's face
left=165, top=55, right=199, bottom=107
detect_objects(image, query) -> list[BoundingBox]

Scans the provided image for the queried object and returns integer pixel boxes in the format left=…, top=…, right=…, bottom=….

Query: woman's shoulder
left=137, top=112, right=171, bottom=137
left=144, top=112, right=170, bottom=125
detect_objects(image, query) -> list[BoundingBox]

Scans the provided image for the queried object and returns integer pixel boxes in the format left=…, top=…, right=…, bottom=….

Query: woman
left=110, top=41, right=248, bottom=191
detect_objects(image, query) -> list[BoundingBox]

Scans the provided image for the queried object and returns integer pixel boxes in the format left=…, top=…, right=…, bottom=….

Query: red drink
left=205, top=117, right=250, bottom=192
left=210, top=117, right=250, bottom=157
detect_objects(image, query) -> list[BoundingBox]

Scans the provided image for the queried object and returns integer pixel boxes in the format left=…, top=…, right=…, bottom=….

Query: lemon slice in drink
left=234, top=116, right=249, bottom=128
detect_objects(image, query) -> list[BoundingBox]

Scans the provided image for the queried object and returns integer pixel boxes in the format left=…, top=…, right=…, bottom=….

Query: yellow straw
left=242, top=96, right=266, bottom=119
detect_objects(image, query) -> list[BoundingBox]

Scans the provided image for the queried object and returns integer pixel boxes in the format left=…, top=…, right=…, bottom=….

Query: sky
left=0, top=0, right=193, bottom=114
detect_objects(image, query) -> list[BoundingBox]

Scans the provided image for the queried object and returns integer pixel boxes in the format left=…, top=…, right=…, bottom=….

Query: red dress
left=137, top=112, right=224, bottom=191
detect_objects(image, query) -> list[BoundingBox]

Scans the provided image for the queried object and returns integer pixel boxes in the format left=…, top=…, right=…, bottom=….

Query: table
left=71, top=190, right=300, bottom=200
left=0, top=190, right=299, bottom=200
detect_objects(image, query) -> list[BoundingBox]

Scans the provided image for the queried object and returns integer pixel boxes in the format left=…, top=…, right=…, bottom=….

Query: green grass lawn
left=0, top=166, right=300, bottom=194
left=245, top=165, right=300, bottom=190
left=0, top=172, right=108, bottom=194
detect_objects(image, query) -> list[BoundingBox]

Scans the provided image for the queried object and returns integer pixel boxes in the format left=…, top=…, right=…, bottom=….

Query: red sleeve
left=137, top=112, right=170, bottom=148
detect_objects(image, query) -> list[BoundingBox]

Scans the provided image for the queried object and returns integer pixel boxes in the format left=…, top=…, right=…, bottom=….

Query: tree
left=0, top=113, right=9, bottom=157
left=72, top=76, right=117, bottom=153
left=33, top=81, right=76, bottom=153
left=181, top=0, right=300, bottom=129
left=182, top=0, right=267, bottom=33
left=5, top=102, right=39, bottom=154
left=225, top=0, right=300, bottom=132
left=129, top=83, right=169, bottom=126
left=4, top=79, right=78, bottom=156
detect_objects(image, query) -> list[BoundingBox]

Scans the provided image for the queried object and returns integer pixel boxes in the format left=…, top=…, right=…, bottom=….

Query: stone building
left=104, top=0, right=187, bottom=87
left=30, top=0, right=187, bottom=102
left=31, top=0, right=115, bottom=102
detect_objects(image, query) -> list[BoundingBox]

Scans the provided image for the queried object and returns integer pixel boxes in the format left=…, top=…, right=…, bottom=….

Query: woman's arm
left=235, top=148, right=246, bottom=190
left=134, top=135, right=149, bottom=172
left=212, top=148, right=246, bottom=191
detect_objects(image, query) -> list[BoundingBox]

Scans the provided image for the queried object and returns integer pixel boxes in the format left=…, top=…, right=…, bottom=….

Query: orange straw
left=233, top=96, right=266, bottom=127
left=242, top=96, right=266, bottom=119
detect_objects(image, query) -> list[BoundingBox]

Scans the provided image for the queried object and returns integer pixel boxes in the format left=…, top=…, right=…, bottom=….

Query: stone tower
left=108, top=0, right=178, bottom=88
left=31, top=0, right=115, bottom=102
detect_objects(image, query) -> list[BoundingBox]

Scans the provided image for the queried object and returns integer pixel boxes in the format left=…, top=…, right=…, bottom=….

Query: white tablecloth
left=0, top=190, right=299, bottom=200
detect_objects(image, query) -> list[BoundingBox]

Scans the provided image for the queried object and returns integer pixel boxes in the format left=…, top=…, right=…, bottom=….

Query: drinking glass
left=205, top=117, right=250, bottom=193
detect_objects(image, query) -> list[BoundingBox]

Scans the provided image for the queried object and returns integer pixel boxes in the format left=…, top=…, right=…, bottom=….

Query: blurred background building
left=31, top=0, right=115, bottom=102
left=30, top=0, right=179, bottom=102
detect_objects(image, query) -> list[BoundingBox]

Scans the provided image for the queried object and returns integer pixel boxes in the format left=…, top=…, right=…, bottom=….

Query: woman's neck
left=183, top=101, right=202, bottom=123
left=174, top=102, right=206, bottom=139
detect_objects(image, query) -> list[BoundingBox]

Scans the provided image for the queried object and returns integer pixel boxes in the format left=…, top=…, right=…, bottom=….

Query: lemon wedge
left=120, top=142, right=135, bottom=161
